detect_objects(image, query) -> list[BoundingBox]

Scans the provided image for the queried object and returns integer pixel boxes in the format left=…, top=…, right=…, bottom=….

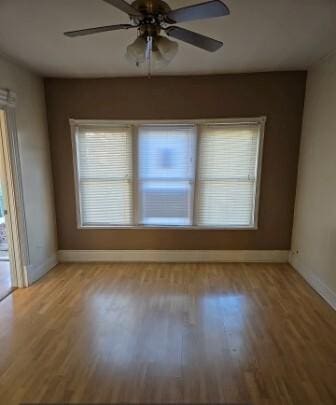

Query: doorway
left=0, top=91, right=29, bottom=299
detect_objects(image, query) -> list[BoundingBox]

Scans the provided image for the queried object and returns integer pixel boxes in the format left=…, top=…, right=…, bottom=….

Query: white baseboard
left=290, top=253, right=336, bottom=311
left=58, top=250, right=289, bottom=263
left=26, top=254, right=58, bottom=285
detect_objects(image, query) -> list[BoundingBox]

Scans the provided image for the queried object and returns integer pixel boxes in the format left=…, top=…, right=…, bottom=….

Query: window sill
left=77, top=225, right=258, bottom=231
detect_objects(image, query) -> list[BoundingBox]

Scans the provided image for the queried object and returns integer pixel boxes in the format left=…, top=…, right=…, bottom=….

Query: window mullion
left=192, top=124, right=201, bottom=226
left=72, top=128, right=83, bottom=228
left=131, top=125, right=139, bottom=226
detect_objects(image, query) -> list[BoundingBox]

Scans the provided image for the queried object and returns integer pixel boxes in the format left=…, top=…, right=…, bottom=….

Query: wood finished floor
left=0, top=263, right=336, bottom=405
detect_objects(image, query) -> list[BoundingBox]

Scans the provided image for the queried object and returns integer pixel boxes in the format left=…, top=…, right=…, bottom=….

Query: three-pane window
left=73, top=120, right=264, bottom=228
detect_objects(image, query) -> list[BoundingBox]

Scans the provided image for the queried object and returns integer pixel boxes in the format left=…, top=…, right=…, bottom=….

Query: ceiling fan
left=64, top=0, right=230, bottom=72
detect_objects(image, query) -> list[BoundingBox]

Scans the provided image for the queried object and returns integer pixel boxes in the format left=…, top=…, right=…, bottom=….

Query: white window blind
left=72, top=119, right=263, bottom=228
left=75, top=125, right=133, bottom=226
left=196, top=124, right=261, bottom=227
left=138, top=125, right=196, bottom=226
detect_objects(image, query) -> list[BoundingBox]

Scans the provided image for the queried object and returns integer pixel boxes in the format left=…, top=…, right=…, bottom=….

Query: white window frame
left=70, top=117, right=266, bottom=230
left=137, top=124, right=197, bottom=227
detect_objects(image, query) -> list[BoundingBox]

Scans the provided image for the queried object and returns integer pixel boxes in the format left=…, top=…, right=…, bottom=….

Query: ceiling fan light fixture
left=155, top=36, right=178, bottom=64
left=126, top=35, right=178, bottom=69
left=150, top=47, right=169, bottom=69
left=125, top=36, right=147, bottom=66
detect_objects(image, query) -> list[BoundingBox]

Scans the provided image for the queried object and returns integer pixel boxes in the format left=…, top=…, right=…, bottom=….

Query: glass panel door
left=0, top=177, right=11, bottom=300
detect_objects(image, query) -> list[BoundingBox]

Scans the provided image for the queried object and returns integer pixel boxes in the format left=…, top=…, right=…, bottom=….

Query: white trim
left=70, top=117, right=266, bottom=231
left=289, top=253, right=336, bottom=311
left=0, top=116, right=16, bottom=286
left=69, top=117, right=266, bottom=127
left=26, top=254, right=58, bottom=285
left=70, top=123, right=82, bottom=229
left=74, top=224, right=258, bottom=230
left=131, top=125, right=139, bottom=224
left=0, top=89, right=29, bottom=288
left=193, top=124, right=201, bottom=225
left=58, top=250, right=289, bottom=263
left=253, top=118, right=265, bottom=227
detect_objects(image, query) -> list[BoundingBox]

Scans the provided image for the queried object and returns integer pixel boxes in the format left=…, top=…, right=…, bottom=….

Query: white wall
left=290, top=51, right=336, bottom=310
left=0, top=54, right=57, bottom=284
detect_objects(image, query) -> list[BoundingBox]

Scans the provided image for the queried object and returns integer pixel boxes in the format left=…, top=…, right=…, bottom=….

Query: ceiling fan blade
left=64, top=24, right=135, bottom=37
left=166, top=0, right=229, bottom=23
left=103, top=0, right=143, bottom=17
left=166, top=26, right=223, bottom=52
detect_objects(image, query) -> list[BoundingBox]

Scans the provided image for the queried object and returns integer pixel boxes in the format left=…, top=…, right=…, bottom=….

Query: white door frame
left=0, top=89, right=29, bottom=288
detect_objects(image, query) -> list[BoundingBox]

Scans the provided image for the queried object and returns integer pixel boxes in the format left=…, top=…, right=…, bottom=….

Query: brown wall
left=45, top=72, right=306, bottom=250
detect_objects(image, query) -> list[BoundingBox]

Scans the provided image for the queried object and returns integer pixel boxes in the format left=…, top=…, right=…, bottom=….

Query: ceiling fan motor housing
left=131, top=0, right=173, bottom=29
left=131, top=0, right=171, bottom=16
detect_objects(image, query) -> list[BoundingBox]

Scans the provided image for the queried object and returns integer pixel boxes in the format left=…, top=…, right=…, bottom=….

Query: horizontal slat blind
left=138, top=125, right=196, bottom=226
left=196, top=124, right=260, bottom=227
left=76, top=126, right=133, bottom=225
left=72, top=120, right=263, bottom=228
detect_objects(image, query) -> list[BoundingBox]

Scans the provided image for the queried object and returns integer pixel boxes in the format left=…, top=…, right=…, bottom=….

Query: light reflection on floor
left=86, top=290, right=249, bottom=374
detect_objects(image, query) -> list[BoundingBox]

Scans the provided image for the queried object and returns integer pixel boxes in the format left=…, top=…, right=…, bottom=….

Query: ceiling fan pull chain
left=146, top=36, right=153, bottom=78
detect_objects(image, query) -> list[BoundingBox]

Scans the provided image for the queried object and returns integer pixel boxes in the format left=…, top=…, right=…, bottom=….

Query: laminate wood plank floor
left=0, top=263, right=336, bottom=405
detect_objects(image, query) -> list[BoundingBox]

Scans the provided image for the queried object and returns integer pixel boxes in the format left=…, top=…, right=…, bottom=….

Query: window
left=138, top=125, right=196, bottom=226
left=72, top=119, right=264, bottom=229
left=197, top=124, right=260, bottom=227
left=74, top=125, right=133, bottom=226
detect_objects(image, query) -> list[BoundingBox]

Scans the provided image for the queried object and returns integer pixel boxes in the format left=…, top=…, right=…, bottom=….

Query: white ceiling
left=0, top=0, right=336, bottom=77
